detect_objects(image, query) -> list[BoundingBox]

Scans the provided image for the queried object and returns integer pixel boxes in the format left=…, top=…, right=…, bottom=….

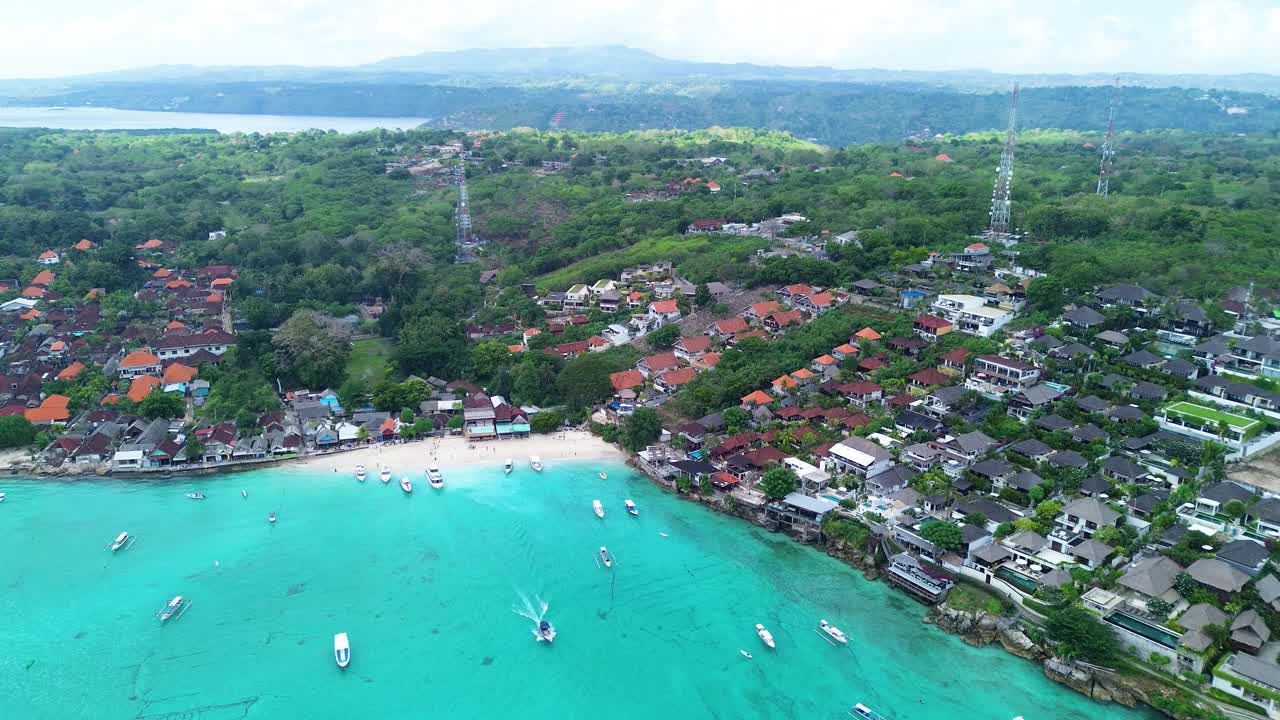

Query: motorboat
left=427, top=464, right=444, bottom=489
left=536, top=620, right=556, bottom=643
left=599, top=472, right=607, bottom=480
left=0, top=492, right=6, bottom=503
left=355, top=464, right=367, bottom=482
left=592, top=500, right=604, bottom=518
left=156, top=595, right=190, bottom=622
left=739, top=650, right=753, bottom=659
left=334, top=632, right=351, bottom=668
left=503, top=458, right=513, bottom=474
left=379, top=466, right=392, bottom=483
left=755, top=624, right=775, bottom=649
left=849, top=703, right=890, bottom=720
left=599, top=546, right=612, bottom=568
left=819, top=619, right=848, bottom=645
left=400, top=477, right=413, bottom=494
left=110, top=531, right=130, bottom=552
left=625, top=499, right=637, bottom=516
left=241, top=489, right=247, bottom=499
left=268, top=512, right=277, bottom=524
left=185, top=492, right=206, bottom=500
left=530, top=456, right=542, bottom=472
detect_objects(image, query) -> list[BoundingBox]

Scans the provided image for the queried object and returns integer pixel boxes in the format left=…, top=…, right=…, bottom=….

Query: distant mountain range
left=1, top=45, right=1277, bottom=145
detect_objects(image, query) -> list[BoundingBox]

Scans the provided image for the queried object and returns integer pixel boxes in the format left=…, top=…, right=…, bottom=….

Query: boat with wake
left=155, top=595, right=191, bottom=622
left=108, top=531, right=134, bottom=552
left=241, top=489, right=247, bottom=499
left=849, top=703, right=891, bottom=720
left=334, top=632, right=351, bottom=668
left=379, top=466, right=392, bottom=483
left=530, top=456, right=542, bottom=472
left=592, top=499, right=604, bottom=518
left=819, top=619, right=848, bottom=644
left=400, top=477, right=413, bottom=494
left=355, top=464, right=367, bottom=482
left=0, top=492, right=5, bottom=503
left=268, top=512, right=277, bottom=524
left=739, top=649, right=753, bottom=659
left=185, top=491, right=206, bottom=500
left=755, top=623, right=775, bottom=649
left=599, top=546, right=612, bottom=568
left=536, top=620, right=556, bottom=643
left=503, top=458, right=513, bottom=474
left=427, top=464, right=444, bottom=489
left=625, top=499, right=638, bottom=516
left=599, top=471, right=607, bottom=480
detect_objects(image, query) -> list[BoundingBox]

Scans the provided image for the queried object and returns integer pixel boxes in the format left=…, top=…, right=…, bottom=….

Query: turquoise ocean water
left=1, top=460, right=1156, bottom=720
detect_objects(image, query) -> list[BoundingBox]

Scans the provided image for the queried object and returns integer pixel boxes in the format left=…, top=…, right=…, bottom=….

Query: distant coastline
left=0, top=106, right=427, bottom=133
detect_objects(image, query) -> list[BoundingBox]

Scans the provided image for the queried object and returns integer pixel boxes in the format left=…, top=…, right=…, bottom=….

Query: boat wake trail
left=512, top=591, right=549, bottom=637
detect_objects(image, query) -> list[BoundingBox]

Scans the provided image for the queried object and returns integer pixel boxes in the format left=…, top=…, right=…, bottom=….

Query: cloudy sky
left=4, top=0, right=1278, bottom=78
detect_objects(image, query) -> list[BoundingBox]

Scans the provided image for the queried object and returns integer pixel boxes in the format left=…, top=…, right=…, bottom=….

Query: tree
left=139, top=390, right=185, bottom=419
left=646, top=323, right=682, bottom=350
left=1147, top=598, right=1173, bottom=620
left=0, top=416, right=36, bottom=448
left=530, top=411, right=563, bottom=433
left=448, top=415, right=464, bottom=431
left=1223, top=499, right=1247, bottom=521
left=556, top=351, right=635, bottom=410
left=356, top=426, right=370, bottom=442
left=723, top=407, right=750, bottom=434
left=396, top=314, right=466, bottom=378
left=919, top=521, right=964, bottom=553
left=1045, top=606, right=1120, bottom=665
left=273, top=310, right=352, bottom=388
left=759, top=466, right=799, bottom=499
left=961, top=512, right=988, bottom=527
left=400, top=408, right=415, bottom=425
left=619, top=407, right=662, bottom=451
left=694, top=283, right=712, bottom=308
left=184, top=434, right=205, bottom=463
left=470, top=341, right=512, bottom=382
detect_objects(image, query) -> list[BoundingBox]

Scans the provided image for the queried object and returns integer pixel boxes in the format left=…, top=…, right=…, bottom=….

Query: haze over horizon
left=4, top=0, right=1279, bottom=80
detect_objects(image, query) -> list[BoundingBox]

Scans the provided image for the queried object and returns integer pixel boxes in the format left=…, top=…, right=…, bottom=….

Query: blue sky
left=3, top=0, right=1278, bottom=78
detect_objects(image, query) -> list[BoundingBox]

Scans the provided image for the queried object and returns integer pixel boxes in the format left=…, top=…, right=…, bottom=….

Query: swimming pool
left=995, top=566, right=1040, bottom=594
left=1106, top=611, right=1180, bottom=648
left=821, top=494, right=844, bottom=504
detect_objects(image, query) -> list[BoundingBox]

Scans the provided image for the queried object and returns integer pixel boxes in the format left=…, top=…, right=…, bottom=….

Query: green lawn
left=946, top=584, right=1005, bottom=615
left=1164, top=401, right=1260, bottom=431
left=347, top=338, right=394, bottom=386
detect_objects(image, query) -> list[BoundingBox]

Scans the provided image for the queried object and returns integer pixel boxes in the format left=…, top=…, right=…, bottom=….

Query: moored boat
left=427, top=464, right=444, bottom=489
left=400, top=477, right=413, bottom=494
left=755, top=623, right=775, bottom=649
left=625, top=499, right=637, bottom=516
left=355, top=464, right=367, bottom=482
left=156, top=595, right=189, bottom=622
left=739, top=649, right=753, bottom=659
left=0, top=492, right=6, bottom=503
left=379, top=466, right=392, bottom=483
left=185, top=491, right=205, bottom=500
left=503, top=458, right=513, bottom=474
left=819, top=619, right=848, bottom=644
left=849, top=703, right=890, bottom=720
left=599, top=471, right=607, bottom=480
left=268, top=512, right=277, bottom=524
left=334, top=632, right=351, bottom=668
left=592, top=499, right=604, bottom=518
left=536, top=620, right=556, bottom=643
left=599, top=546, right=612, bottom=568
left=529, top=456, right=542, bottom=472
left=241, top=489, right=247, bottom=498
left=110, top=531, right=129, bottom=551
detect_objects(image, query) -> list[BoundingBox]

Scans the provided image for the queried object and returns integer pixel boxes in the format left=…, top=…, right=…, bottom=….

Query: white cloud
left=0, top=0, right=1276, bottom=78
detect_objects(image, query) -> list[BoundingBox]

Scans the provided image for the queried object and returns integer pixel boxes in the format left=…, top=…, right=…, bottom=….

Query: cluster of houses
left=620, top=242, right=1280, bottom=712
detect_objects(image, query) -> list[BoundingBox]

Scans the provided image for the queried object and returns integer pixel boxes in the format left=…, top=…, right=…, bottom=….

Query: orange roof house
left=771, top=374, right=799, bottom=391
left=888, top=171, right=905, bottom=178
left=127, top=375, right=162, bottom=403
left=56, top=361, right=86, bottom=381
left=22, top=286, right=45, bottom=298
left=609, top=369, right=646, bottom=392
left=25, top=394, right=71, bottom=423
left=37, top=249, right=59, bottom=261
left=152, top=268, right=172, bottom=279
left=934, top=154, right=953, bottom=162
left=49, top=340, right=66, bottom=352
left=207, top=292, right=224, bottom=303
left=790, top=368, right=815, bottom=381
left=657, top=367, right=698, bottom=388
left=210, top=277, right=234, bottom=288
left=855, top=327, right=882, bottom=341
left=506, top=344, right=524, bottom=353
left=834, top=343, right=858, bottom=355
left=166, top=320, right=186, bottom=330
left=741, top=390, right=774, bottom=406
left=101, top=394, right=120, bottom=405
left=19, top=309, right=41, bottom=321
left=32, top=270, right=55, bottom=286
left=73, top=239, right=96, bottom=251
left=120, top=349, right=161, bottom=370
left=164, top=279, right=193, bottom=290
left=138, top=239, right=165, bottom=250
left=163, top=363, right=198, bottom=384
left=814, top=355, right=837, bottom=367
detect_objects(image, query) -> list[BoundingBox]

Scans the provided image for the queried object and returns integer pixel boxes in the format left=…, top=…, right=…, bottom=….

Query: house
left=908, top=367, right=951, bottom=391
left=1217, top=539, right=1271, bottom=577
left=1007, top=383, right=1064, bottom=420
left=25, top=394, right=71, bottom=425
left=687, top=219, right=725, bottom=234
left=921, top=385, right=968, bottom=419
left=1048, top=450, right=1089, bottom=470
left=118, top=349, right=162, bottom=378
left=765, top=492, right=837, bottom=538
left=1186, top=557, right=1250, bottom=597
left=609, top=369, right=645, bottom=395
left=913, top=315, right=953, bottom=340
left=824, top=436, right=894, bottom=477
left=967, top=355, right=1041, bottom=395
left=674, top=335, right=712, bottom=362
left=1063, top=306, right=1105, bottom=329
left=796, top=292, right=839, bottom=316
left=1096, top=330, right=1130, bottom=347
left=777, top=283, right=816, bottom=303
left=1098, top=285, right=1158, bottom=314
left=743, top=301, right=781, bottom=322
left=955, top=306, right=1012, bottom=338
left=885, top=553, right=953, bottom=604
left=1101, top=455, right=1148, bottom=483
left=707, top=317, right=748, bottom=339
left=1117, top=556, right=1184, bottom=611
left=1055, top=497, right=1121, bottom=538
left=866, top=465, right=916, bottom=495
left=648, top=300, right=682, bottom=325
left=462, top=396, right=497, bottom=439
left=1008, top=437, right=1053, bottom=463
left=36, top=249, right=60, bottom=265
left=655, top=367, right=697, bottom=392
left=564, top=284, right=591, bottom=309
left=151, top=330, right=234, bottom=360
left=1212, top=652, right=1280, bottom=717
left=940, top=348, right=970, bottom=374
left=896, top=409, right=944, bottom=436
left=764, top=310, right=804, bottom=332
left=841, top=381, right=883, bottom=407
left=1196, top=481, right=1255, bottom=515
left=638, top=352, right=679, bottom=378
left=1123, top=350, right=1165, bottom=370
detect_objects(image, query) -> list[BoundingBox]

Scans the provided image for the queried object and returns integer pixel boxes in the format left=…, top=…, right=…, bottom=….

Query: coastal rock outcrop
left=1043, top=658, right=1144, bottom=708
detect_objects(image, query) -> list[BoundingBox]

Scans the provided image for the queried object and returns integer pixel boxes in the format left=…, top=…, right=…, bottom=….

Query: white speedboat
left=0, top=492, right=5, bottom=503
left=536, top=620, right=556, bottom=643
left=156, top=595, right=189, bottom=622
left=592, top=500, right=604, bottom=518
left=819, top=619, right=848, bottom=645
left=186, top=491, right=205, bottom=500
left=241, top=489, right=247, bottom=499
left=599, top=546, right=612, bottom=568
left=625, top=499, right=637, bottom=516
left=427, top=464, right=444, bottom=489
left=740, top=649, right=753, bottom=659
left=850, top=703, right=890, bottom=720
left=355, top=464, right=367, bottom=482
left=268, top=512, right=277, bottom=524
left=110, top=531, right=130, bottom=552
left=379, top=466, right=392, bottom=483
left=334, top=632, right=351, bottom=668
left=503, top=458, right=513, bottom=474
left=530, top=456, right=542, bottom=472
left=755, top=623, right=775, bottom=649
left=400, top=477, right=413, bottom=494
left=599, top=471, right=607, bottom=480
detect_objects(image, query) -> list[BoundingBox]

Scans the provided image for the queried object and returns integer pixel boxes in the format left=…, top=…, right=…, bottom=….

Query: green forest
left=1, top=124, right=1278, bottom=415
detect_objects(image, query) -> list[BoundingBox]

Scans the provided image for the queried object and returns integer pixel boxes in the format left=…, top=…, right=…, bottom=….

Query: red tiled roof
left=120, top=350, right=160, bottom=368
left=38, top=249, right=58, bottom=260
left=641, top=352, right=679, bottom=372
left=855, top=327, right=881, bottom=341
left=806, top=292, right=835, bottom=307
left=914, top=314, right=952, bottom=329
left=163, top=363, right=198, bottom=384
left=73, top=239, right=95, bottom=251
left=740, top=390, right=773, bottom=405
left=909, top=368, right=951, bottom=387
left=713, top=317, right=748, bottom=334
left=650, top=300, right=679, bottom=314
left=841, top=381, right=882, bottom=396
left=609, top=369, right=645, bottom=391
left=814, top=355, right=836, bottom=366
left=127, top=376, right=162, bottom=403
left=772, top=374, right=799, bottom=389
left=941, top=348, right=971, bottom=364
left=56, top=361, right=86, bottom=381
left=767, top=310, right=803, bottom=327
left=749, top=301, right=781, bottom=317
left=32, top=270, right=55, bottom=286
left=675, top=335, right=711, bottom=354
left=658, top=367, right=697, bottom=387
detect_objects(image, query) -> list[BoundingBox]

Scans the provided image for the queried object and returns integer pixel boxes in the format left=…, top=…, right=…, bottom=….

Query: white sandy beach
left=291, top=431, right=627, bottom=475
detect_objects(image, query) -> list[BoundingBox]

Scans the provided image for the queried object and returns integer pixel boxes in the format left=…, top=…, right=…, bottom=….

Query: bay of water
left=0, top=461, right=1155, bottom=719
left=0, top=106, right=425, bottom=133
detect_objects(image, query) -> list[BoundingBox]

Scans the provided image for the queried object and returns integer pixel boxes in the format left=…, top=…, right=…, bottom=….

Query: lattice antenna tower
left=1097, top=78, right=1119, bottom=196
left=988, top=83, right=1019, bottom=236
